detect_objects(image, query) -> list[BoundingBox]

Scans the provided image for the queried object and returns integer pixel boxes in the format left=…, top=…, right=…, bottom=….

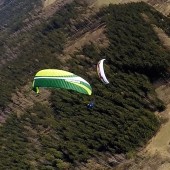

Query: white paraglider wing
left=97, top=59, right=109, bottom=84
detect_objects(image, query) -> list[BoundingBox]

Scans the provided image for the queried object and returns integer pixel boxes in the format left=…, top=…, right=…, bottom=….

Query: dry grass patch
left=8, top=83, right=51, bottom=117
left=60, top=26, right=109, bottom=63
left=147, top=0, right=170, bottom=16
left=152, top=25, right=170, bottom=49
left=64, top=26, right=108, bottom=55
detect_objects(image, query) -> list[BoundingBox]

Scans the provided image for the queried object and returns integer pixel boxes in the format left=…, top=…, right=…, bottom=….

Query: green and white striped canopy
left=32, top=69, right=92, bottom=95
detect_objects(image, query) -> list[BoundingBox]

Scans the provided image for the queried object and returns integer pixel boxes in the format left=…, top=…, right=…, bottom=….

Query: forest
left=0, top=0, right=42, bottom=29
left=0, top=1, right=170, bottom=169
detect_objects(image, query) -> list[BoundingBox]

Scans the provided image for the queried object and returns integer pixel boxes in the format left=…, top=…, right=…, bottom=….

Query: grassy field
left=145, top=84, right=170, bottom=158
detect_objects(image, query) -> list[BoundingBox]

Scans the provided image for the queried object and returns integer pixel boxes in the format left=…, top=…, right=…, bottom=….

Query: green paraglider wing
left=32, top=69, right=92, bottom=95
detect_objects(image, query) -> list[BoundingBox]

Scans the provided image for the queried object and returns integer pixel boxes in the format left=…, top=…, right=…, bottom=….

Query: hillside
left=0, top=0, right=75, bottom=68
left=95, top=0, right=170, bottom=16
left=1, top=0, right=170, bottom=68
left=1, top=1, right=170, bottom=169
